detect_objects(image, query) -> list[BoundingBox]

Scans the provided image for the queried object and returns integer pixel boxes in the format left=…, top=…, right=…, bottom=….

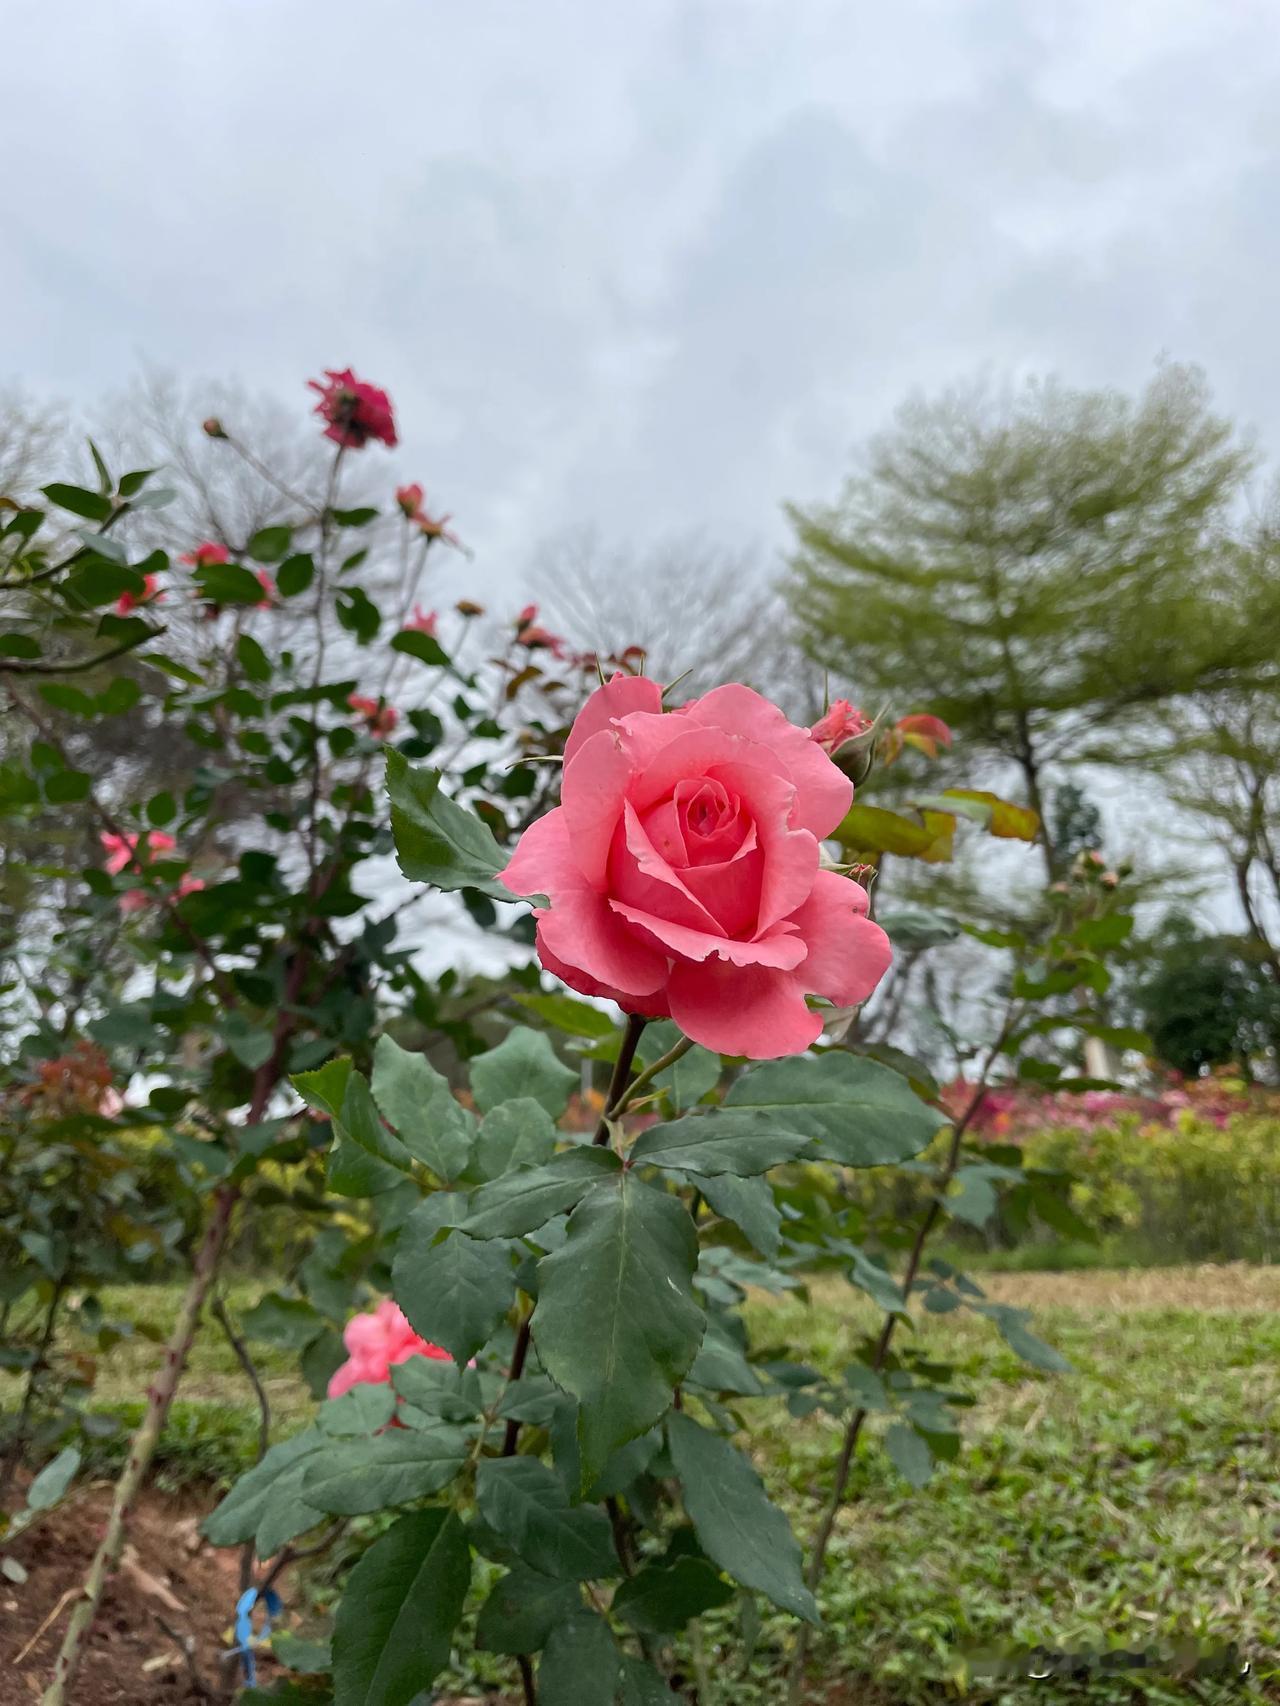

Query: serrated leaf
left=513, top=992, right=617, bottom=1039
left=332, top=1508, right=469, bottom=1706
left=688, top=1173, right=781, bottom=1259
left=293, top=1056, right=353, bottom=1120
left=472, top=1096, right=559, bottom=1180
left=387, top=750, right=542, bottom=903
left=393, top=1227, right=512, bottom=1365
left=884, top=1421, right=934, bottom=1487
left=470, top=1027, right=577, bottom=1119
left=475, top=1565, right=581, bottom=1654
left=612, top=1556, right=734, bottom=1634
left=371, top=1035, right=471, bottom=1180
left=666, top=1412, right=816, bottom=1621
left=724, top=1051, right=946, bottom=1167
left=533, top=1176, right=704, bottom=1489
left=317, top=1384, right=398, bottom=1436
left=202, top=1429, right=328, bottom=1556
left=947, top=1167, right=999, bottom=1228
left=630, top=1109, right=811, bottom=1176
left=459, top=1148, right=621, bottom=1239
left=537, top=1611, right=620, bottom=1705
left=302, top=1425, right=469, bottom=1515
left=475, top=1457, right=618, bottom=1581
left=336, top=1071, right=412, bottom=1171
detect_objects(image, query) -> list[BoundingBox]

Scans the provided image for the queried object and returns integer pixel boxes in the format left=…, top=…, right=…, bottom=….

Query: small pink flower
left=100, top=830, right=176, bottom=875
left=176, top=873, right=205, bottom=898
left=118, top=889, right=151, bottom=915
left=114, top=573, right=164, bottom=617
left=98, top=1086, right=125, bottom=1117
left=348, top=693, right=399, bottom=738
left=810, top=700, right=873, bottom=756
left=404, top=606, right=439, bottom=637
left=255, top=569, right=276, bottom=610
left=396, top=483, right=424, bottom=518
left=180, top=542, right=230, bottom=568
left=308, top=368, right=398, bottom=450
left=417, top=509, right=460, bottom=548
left=327, top=1300, right=450, bottom=1399
left=515, top=604, right=567, bottom=659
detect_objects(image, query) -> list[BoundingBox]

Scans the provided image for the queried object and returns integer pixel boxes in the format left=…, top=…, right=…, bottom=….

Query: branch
left=0, top=630, right=162, bottom=677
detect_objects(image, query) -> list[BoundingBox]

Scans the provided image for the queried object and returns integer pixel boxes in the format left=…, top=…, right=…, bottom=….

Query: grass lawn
left=5, top=1264, right=1278, bottom=1703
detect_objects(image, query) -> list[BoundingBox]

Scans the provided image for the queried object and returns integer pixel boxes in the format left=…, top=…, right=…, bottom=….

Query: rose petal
left=667, top=959, right=823, bottom=1059
left=706, top=762, right=818, bottom=936
left=685, top=684, right=852, bottom=838
left=535, top=930, right=672, bottom=1017
left=614, top=800, right=726, bottom=936
left=680, top=840, right=764, bottom=937
left=561, top=730, right=633, bottom=887
left=790, top=870, right=893, bottom=1006
left=564, top=672, right=663, bottom=764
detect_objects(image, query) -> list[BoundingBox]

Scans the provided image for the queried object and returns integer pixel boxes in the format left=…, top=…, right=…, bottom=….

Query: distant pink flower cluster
left=515, top=604, right=567, bottom=659
left=348, top=693, right=399, bottom=738
left=942, top=1072, right=1268, bottom=1139
left=309, top=368, right=397, bottom=449
left=100, top=831, right=202, bottom=915
left=327, top=1300, right=449, bottom=1399
left=114, top=573, right=165, bottom=617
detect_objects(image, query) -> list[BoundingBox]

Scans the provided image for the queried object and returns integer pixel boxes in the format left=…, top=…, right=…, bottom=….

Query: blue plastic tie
left=233, top=1585, right=282, bottom=1685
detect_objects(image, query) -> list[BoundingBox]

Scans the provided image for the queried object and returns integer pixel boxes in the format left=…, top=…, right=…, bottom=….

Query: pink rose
left=327, top=1300, right=450, bottom=1399
left=348, top=693, right=399, bottom=738
left=100, top=830, right=176, bottom=875
left=176, top=873, right=205, bottom=898
left=404, top=605, right=438, bottom=637
left=180, top=542, right=229, bottom=568
left=308, top=368, right=397, bottom=449
left=396, top=482, right=425, bottom=518
left=515, top=604, right=567, bottom=659
left=500, top=676, right=892, bottom=1058
left=810, top=699, right=873, bottom=755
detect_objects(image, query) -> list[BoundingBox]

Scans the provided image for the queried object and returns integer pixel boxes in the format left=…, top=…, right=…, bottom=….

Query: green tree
left=787, top=365, right=1264, bottom=880
left=1136, top=917, right=1280, bottom=1076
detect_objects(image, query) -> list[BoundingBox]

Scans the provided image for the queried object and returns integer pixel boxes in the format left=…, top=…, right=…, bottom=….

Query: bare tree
left=0, top=383, right=71, bottom=501
left=532, top=527, right=820, bottom=711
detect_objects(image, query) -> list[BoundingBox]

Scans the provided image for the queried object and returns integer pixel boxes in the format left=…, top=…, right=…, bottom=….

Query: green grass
left=5, top=1268, right=1278, bottom=1703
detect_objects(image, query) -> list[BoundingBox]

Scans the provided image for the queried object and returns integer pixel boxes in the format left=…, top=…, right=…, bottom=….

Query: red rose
left=308, top=367, right=398, bottom=449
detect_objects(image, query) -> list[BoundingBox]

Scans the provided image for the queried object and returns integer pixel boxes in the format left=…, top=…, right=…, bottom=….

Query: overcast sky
left=7, top=0, right=1280, bottom=604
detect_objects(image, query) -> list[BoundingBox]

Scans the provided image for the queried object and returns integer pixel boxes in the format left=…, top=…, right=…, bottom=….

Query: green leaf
left=241, top=1293, right=323, bottom=1350
left=328, top=1138, right=405, bottom=1198
left=688, top=1319, right=766, bottom=1395
left=195, top=561, right=272, bottom=605
left=514, top=992, right=617, bottom=1039
left=271, top=1631, right=331, bottom=1675
left=884, top=1421, right=934, bottom=1488
left=1073, top=914, right=1134, bottom=950
left=38, top=683, right=96, bottom=716
left=332, top=1508, right=469, bottom=1706
left=470, top=1027, right=577, bottom=1119
left=336, top=586, right=381, bottom=645
left=393, top=1227, right=512, bottom=1365
left=386, top=750, right=544, bottom=904
left=724, top=1051, right=947, bottom=1167
left=666, top=1412, right=817, bottom=1621
left=877, top=904, right=961, bottom=950
left=277, top=553, right=315, bottom=597
left=688, top=1173, right=781, bottom=1259
left=26, top=1446, right=80, bottom=1510
left=371, top=1035, right=472, bottom=1180
left=117, top=467, right=155, bottom=499
left=222, top=1012, right=276, bottom=1070
left=977, top=1302, right=1072, bottom=1372
left=318, top=1383, right=398, bottom=1436
left=630, top=1109, right=811, bottom=1176
left=537, top=1611, right=620, bottom=1705
left=947, top=1167, right=999, bottom=1228
left=472, top=1096, right=559, bottom=1180
left=618, top=1655, right=679, bottom=1705
left=533, top=1175, right=703, bottom=1489
left=476, top=1566, right=581, bottom=1654
left=475, top=1457, right=618, bottom=1581
left=293, top=1057, right=354, bottom=1120
left=336, top=1071, right=412, bottom=1171
left=846, top=1248, right=907, bottom=1314
left=637, top=1020, right=723, bottom=1110
left=612, top=1556, right=734, bottom=1634
left=247, top=524, right=293, bottom=563
left=42, top=482, right=113, bottom=522
left=237, top=633, right=272, bottom=681
left=391, top=629, right=448, bottom=667
left=0, top=633, right=40, bottom=659
left=460, top=1148, right=621, bottom=1239
left=202, top=1428, right=328, bottom=1556
left=302, top=1425, right=469, bottom=1515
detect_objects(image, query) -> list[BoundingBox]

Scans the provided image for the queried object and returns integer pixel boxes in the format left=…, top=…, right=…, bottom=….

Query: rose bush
left=501, top=674, right=893, bottom=1057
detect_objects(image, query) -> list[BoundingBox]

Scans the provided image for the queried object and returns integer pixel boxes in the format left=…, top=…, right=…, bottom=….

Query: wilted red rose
left=308, top=368, right=397, bottom=449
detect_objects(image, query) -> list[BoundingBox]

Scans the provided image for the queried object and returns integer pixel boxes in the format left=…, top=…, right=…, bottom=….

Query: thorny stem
left=592, top=1012, right=649, bottom=1145
left=785, top=1010, right=1021, bottom=1704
